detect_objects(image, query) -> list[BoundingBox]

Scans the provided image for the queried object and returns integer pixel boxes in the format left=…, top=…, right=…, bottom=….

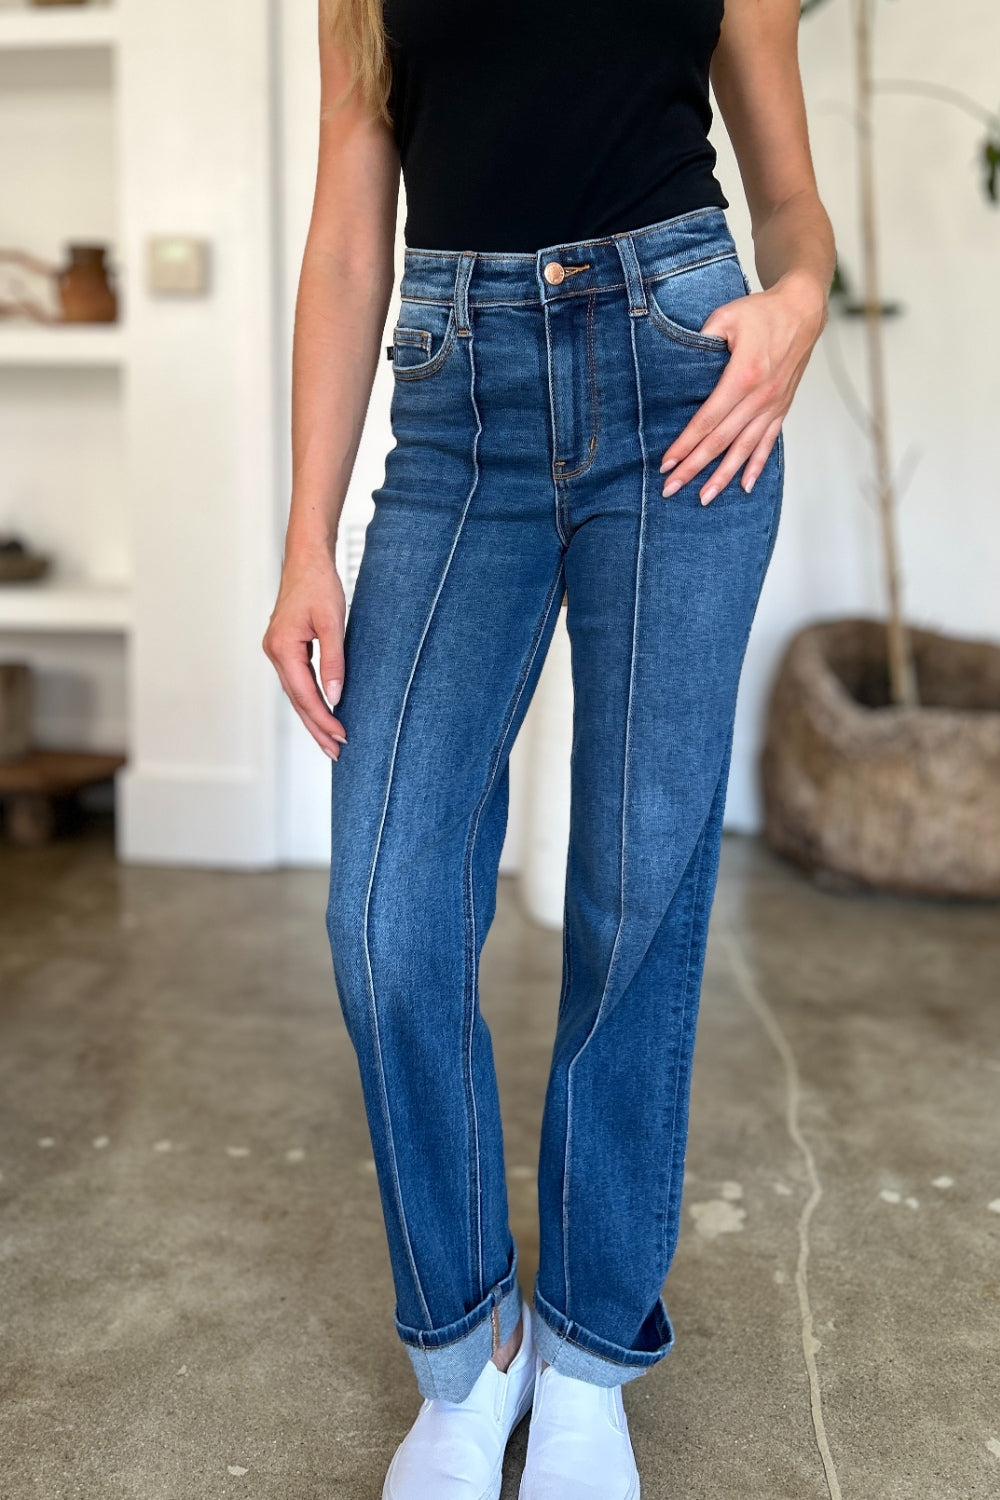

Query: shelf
left=0, top=5, right=118, bottom=51
left=0, top=580, right=131, bottom=632
left=0, top=325, right=126, bottom=369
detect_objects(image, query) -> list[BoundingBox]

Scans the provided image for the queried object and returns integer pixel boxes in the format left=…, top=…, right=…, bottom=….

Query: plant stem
left=852, top=0, right=918, bottom=707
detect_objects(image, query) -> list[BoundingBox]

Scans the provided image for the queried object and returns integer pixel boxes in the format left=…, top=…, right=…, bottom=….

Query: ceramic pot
left=0, top=243, right=118, bottom=324
left=57, top=244, right=117, bottom=324
left=762, top=618, right=1000, bottom=899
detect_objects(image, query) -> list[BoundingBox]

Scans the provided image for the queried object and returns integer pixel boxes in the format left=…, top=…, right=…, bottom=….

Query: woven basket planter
left=761, top=618, right=1000, bottom=899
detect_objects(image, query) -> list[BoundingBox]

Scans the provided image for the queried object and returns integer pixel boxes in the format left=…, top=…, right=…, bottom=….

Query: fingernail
left=743, top=475, right=756, bottom=494
left=332, top=734, right=348, bottom=746
left=660, top=458, right=677, bottom=474
left=325, top=679, right=343, bottom=705
left=701, top=487, right=717, bottom=506
left=662, top=479, right=681, bottom=497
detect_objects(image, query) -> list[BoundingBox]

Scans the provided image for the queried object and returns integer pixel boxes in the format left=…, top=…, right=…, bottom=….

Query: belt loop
left=454, top=251, right=476, bottom=337
left=614, top=233, right=647, bottom=318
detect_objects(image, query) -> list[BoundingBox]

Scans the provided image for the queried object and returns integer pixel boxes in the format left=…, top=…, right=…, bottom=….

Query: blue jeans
left=326, top=207, right=783, bottom=1404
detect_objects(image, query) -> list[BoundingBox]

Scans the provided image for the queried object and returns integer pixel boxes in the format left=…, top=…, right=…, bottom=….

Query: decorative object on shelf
left=0, top=749, right=126, bottom=847
left=147, top=236, right=212, bottom=297
left=0, top=663, right=34, bottom=763
left=0, top=535, right=51, bottom=584
left=762, top=620, right=1000, bottom=900
left=0, top=244, right=118, bottom=325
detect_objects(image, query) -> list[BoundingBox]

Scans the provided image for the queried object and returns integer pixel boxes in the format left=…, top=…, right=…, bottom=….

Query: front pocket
left=646, top=254, right=749, bottom=354
left=391, top=298, right=457, bottom=380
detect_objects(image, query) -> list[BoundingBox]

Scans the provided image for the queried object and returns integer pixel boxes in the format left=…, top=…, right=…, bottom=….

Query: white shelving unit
left=3, top=1, right=286, bottom=863
left=0, top=325, right=126, bottom=368
left=0, top=5, right=118, bottom=50
left=0, top=579, right=130, bottom=632
left=0, top=3, right=128, bottom=760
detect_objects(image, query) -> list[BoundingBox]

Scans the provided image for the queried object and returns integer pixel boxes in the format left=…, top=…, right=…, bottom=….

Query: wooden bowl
left=0, top=553, right=51, bottom=584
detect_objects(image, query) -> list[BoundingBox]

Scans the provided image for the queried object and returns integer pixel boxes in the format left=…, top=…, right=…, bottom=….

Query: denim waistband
left=398, top=206, right=738, bottom=316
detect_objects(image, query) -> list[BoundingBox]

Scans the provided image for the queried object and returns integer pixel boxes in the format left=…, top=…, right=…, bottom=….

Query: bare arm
left=264, top=4, right=400, bottom=757
left=660, top=0, right=836, bottom=504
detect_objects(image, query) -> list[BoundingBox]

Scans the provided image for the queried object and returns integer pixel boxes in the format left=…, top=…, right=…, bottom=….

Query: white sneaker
left=518, top=1356, right=640, bottom=1499
left=382, top=1304, right=536, bottom=1500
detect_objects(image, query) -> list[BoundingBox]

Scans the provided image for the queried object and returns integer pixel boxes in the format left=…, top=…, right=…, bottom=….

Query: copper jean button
left=543, top=261, right=566, bottom=285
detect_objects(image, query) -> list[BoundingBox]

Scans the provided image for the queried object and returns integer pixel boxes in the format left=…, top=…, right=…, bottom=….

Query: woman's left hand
left=659, top=269, right=828, bottom=505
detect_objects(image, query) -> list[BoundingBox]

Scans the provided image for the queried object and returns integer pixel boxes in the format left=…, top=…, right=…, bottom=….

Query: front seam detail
left=361, top=334, right=482, bottom=1331
left=459, top=328, right=487, bottom=1301
left=656, top=814, right=711, bottom=1266
left=559, top=306, right=649, bottom=1309
left=552, top=291, right=601, bottom=483
left=461, top=556, right=565, bottom=1306
left=541, top=298, right=570, bottom=546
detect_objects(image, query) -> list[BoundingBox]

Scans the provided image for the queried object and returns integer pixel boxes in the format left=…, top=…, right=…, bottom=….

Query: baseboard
left=116, top=763, right=278, bottom=868
left=723, top=743, right=764, bottom=835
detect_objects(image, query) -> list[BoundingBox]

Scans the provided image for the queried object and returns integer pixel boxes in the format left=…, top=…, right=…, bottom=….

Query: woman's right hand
left=263, top=550, right=348, bottom=760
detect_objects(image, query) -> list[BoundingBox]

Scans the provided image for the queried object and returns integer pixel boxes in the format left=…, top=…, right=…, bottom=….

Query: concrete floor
left=1, top=820, right=998, bottom=1500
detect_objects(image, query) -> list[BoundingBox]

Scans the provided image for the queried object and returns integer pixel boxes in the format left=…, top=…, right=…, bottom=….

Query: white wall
left=116, top=0, right=281, bottom=865
left=274, top=0, right=338, bottom=868
left=716, top=0, right=1000, bottom=826
left=275, top=0, right=1000, bottom=869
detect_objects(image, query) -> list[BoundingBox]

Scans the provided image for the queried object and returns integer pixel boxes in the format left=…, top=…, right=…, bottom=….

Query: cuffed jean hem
left=395, top=1254, right=524, bottom=1403
left=531, top=1284, right=675, bottom=1389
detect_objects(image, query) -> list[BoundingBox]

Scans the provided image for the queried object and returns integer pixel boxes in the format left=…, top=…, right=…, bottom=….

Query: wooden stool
left=0, top=749, right=126, bottom=847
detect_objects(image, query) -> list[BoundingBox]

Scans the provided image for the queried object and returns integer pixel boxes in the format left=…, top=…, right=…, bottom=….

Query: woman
left=264, top=1, right=835, bottom=1495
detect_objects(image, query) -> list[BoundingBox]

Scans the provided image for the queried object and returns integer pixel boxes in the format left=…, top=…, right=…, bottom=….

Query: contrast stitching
left=644, top=250, right=739, bottom=286
left=559, top=307, right=648, bottom=1308
left=361, top=335, right=482, bottom=1329
left=460, top=324, right=486, bottom=1301
left=627, top=205, right=726, bottom=240
left=657, top=823, right=710, bottom=1268
left=541, top=282, right=628, bottom=302
left=643, top=254, right=741, bottom=352
left=401, top=260, right=738, bottom=317
left=551, top=291, right=601, bottom=481
left=404, top=248, right=540, bottom=261
left=401, top=1257, right=522, bottom=1350
left=556, top=793, right=575, bottom=1028
left=463, top=562, right=566, bottom=1292
left=556, top=587, right=575, bottom=1029
left=541, top=1322, right=663, bottom=1369
left=646, top=300, right=731, bottom=353
left=455, top=251, right=476, bottom=337
left=614, top=234, right=648, bottom=317
left=399, top=283, right=633, bottom=309
left=393, top=326, right=432, bottom=347
left=747, top=432, right=783, bottom=599
left=541, top=298, right=570, bottom=546
left=397, top=294, right=457, bottom=306
left=393, top=313, right=459, bottom=381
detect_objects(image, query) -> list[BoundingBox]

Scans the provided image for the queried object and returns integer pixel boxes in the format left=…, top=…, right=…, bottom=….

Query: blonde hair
left=321, top=0, right=393, bottom=127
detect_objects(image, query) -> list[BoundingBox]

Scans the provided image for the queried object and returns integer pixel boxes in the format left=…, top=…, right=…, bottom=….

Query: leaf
left=982, top=137, right=1000, bottom=205
left=830, top=257, right=852, bottom=299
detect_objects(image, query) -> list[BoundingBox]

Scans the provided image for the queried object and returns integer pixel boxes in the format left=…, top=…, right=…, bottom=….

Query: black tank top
left=383, top=0, right=729, bottom=253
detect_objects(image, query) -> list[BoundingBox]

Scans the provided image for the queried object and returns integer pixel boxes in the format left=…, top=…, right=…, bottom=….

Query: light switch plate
left=147, top=236, right=211, bottom=296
